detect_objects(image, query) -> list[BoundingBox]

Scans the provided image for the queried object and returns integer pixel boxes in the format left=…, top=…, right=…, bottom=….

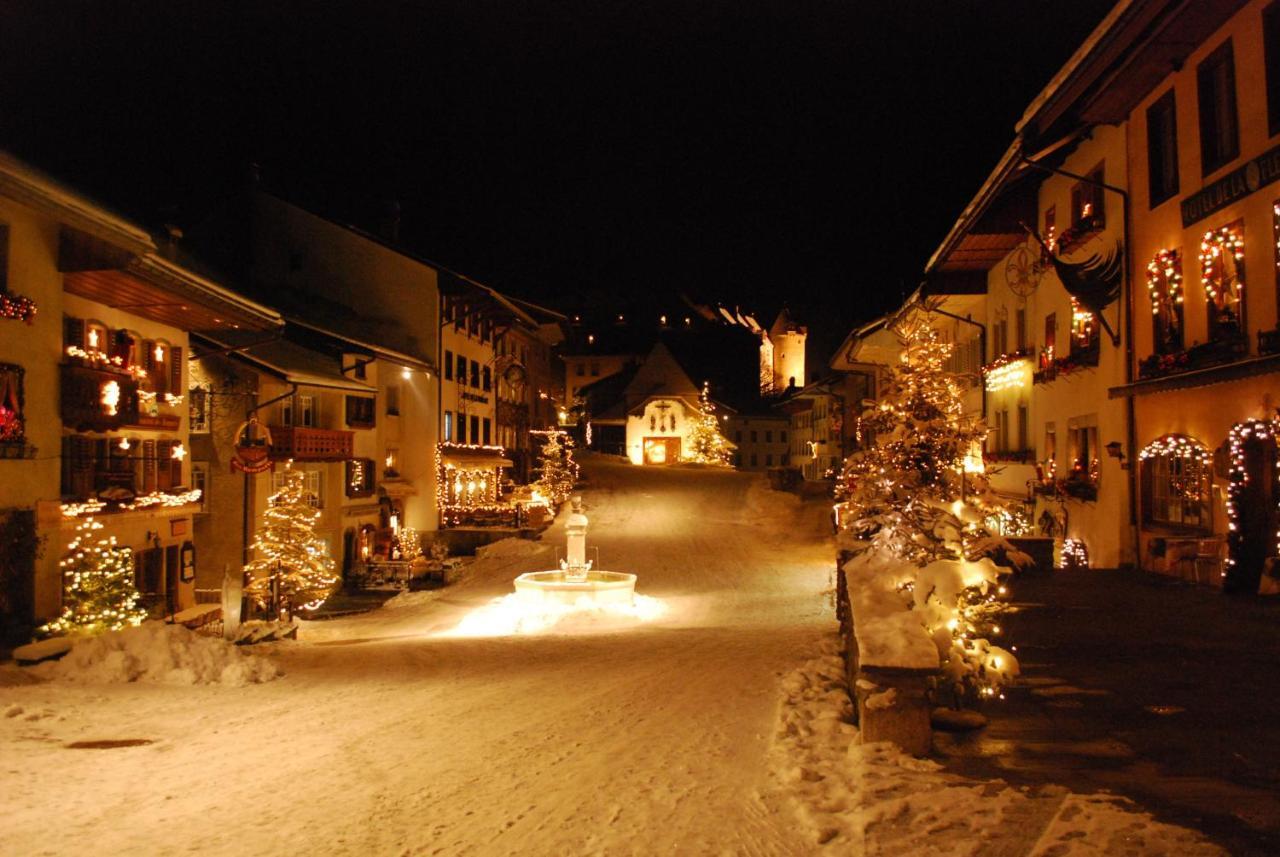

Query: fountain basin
left=513, top=570, right=637, bottom=607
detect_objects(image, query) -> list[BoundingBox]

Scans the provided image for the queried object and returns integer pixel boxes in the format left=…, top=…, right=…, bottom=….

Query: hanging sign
left=231, top=418, right=275, bottom=474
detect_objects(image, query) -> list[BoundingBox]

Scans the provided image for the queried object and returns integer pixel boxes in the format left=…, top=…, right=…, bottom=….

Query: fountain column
left=565, top=496, right=588, bottom=579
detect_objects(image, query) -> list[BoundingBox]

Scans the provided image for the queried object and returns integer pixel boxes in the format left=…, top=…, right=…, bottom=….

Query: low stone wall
left=836, top=551, right=938, bottom=757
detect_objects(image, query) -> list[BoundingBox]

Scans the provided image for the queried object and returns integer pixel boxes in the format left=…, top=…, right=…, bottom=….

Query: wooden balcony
left=267, top=425, right=354, bottom=462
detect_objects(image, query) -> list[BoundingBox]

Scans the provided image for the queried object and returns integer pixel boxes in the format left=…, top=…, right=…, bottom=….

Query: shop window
left=1200, top=222, right=1246, bottom=343
left=1198, top=39, right=1240, bottom=176
left=0, top=363, right=25, bottom=444
left=345, top=395, right=376, bottom=429
left=1146, top=90, right=1180, bottom=207
left=1140, top=435, right=1211, bottom=530
left=444, top=350, right=453, bottom=381
left=1146, top=248, right=1185, bottom=354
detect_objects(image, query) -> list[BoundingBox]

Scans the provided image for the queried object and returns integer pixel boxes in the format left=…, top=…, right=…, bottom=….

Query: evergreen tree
left=837, top=308, right=1023, bottom=703
left=41, top=518, right=147, bottom=636
left=245, top=467, right=339, bottom=616
left=535, top=430, right=578, bottom=506
left=685, top=382, right=734, bottom=466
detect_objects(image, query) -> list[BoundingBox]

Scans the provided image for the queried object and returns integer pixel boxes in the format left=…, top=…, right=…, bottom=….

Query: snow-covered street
left=0, top=456, right=1228, bottom=855
left=2, top=457, right=835, bottom=856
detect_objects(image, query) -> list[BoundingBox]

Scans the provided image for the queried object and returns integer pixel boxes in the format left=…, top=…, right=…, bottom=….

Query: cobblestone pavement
left=934, top=568, right=1280, bottom=856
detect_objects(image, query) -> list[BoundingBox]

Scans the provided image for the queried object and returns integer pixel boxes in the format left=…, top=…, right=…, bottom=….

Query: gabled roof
left=193, top=330, right=376, bottom=393
left=623, top=341, right=701, bottom=405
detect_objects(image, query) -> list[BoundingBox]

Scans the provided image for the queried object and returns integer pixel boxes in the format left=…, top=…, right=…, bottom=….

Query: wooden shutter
left=169, top=346, right=183, bottom=395
left=143, top=340, right=155, bottom=374
left=0, top=223, right=8, bottom=292
left=64, top=317, right=85, bottom=350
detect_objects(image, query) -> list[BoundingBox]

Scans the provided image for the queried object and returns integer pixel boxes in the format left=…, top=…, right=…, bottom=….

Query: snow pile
left=35, top=622, right=280, bottom=686
left=475, top=537, right=550, bottom=559
left=772, top=638, right=1226, bottom=855
left=444, top=592, right=667, bottom=637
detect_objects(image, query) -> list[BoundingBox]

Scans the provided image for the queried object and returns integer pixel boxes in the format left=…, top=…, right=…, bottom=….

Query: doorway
left=644, top=437, right=680, bottom=465
left=1225, top=424, right=1279, bottom=594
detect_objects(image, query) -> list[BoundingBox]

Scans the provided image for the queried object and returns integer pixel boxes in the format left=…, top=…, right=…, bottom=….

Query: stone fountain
left=513, top=496, right=637, bottom=606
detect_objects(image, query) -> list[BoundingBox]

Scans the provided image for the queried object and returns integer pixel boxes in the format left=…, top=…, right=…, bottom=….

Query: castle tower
left=769, top=309, right=807, bottom=392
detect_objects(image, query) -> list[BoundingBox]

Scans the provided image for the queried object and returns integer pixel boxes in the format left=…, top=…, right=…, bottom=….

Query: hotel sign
left=1181, top=142, right=1280, bottom=227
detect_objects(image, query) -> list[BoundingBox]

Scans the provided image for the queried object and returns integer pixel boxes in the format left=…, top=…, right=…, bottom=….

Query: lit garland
left=137, top=391, right=185, bottom=406
left=348, top=458, right=367, bottom=495
left=61, top=489, right=203, bottom=517
left=531, top=430, right=578, bottom=506
left=1200, top=224, right=1245, bottom=308
left=0, top=291, right=37, bottom=324
left=244, top=466, right=338, bottom=615
left=1060, top=538, right=1089, bottom=569
left=436, top=442, right=512, bottom=525
left=39, top=517, right=147, bottom=636
left=1223, top=419, right=1280, bottom=586
left=65, top=345, right=149, bottom=380
left=1139, top=434, right=1210, bottom=506
left=982, top=353, right=1031, bottom=392
left=1145, top=248, right=1184, bottom=316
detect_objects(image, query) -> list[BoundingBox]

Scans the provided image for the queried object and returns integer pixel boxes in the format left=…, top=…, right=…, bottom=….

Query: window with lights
left=1139, top=435, right=1211, bottom=531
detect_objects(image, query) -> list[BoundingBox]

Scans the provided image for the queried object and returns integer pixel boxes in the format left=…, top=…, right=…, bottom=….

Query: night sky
left=1, top=0, right=1115, bottom=355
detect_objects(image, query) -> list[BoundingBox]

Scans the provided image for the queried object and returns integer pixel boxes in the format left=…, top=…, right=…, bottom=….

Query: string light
left=39, top=517, right=147, bottom=636
left=1223, top=419, right=1280, bottom=584
left=982, top=353, right=1031, bottom=392
left=244, top=466, right=339, bottom=615
left=1200, top=224, right=1245, bottom=311
left=1061, top=538, right=1089, bottom=569
left=1145, top=248, right=1184, bottom=316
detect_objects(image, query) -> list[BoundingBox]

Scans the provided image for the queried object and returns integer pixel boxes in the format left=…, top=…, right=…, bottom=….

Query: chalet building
left=724, top=411, right=790, bottom=471
left=0, top=152, right=281, bottom=633
left=782, top=376, right=843, bottom=481
left=189, top=186, right=441, bottom=533
left=1104, top=0, right=1280, bottom=591
left=494, top=297, right=566, bottom=481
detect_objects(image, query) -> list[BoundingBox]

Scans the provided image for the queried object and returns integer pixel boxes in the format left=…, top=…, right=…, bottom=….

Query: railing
left=267, top=425, right=354, bottom=461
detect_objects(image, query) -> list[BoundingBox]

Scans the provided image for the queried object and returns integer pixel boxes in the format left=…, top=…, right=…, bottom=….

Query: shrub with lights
left=244, top=466, right=339, bottom=617
left=683, top=382, right=734, bottom=466
left=40, top=518, right=147, bottom=636
left=535, top=430, right=579, bottom=507
left=836, top=309, right=1024, bottom=705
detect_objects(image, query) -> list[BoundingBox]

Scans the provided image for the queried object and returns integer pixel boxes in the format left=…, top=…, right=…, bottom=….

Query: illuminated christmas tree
left=837, top=309, right=1023, bottom=704
left=684, top=382, right=734, bottom=466
left=535, top=430, right=578, bottom=506
left=40, top=518, right=146, bottom=636
left=244, top=467, right=339, bottom=617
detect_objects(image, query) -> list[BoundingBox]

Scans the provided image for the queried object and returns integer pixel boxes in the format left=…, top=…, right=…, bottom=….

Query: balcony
left=268, top=426, right=354, bottom=462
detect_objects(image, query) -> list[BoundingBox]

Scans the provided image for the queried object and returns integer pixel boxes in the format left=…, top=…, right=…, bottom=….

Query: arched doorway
left=1224, top=420, right=1279, bottom=594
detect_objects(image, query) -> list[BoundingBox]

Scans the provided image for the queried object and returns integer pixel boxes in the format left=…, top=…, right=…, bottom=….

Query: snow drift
left=36, top=622, right=280, bottom=686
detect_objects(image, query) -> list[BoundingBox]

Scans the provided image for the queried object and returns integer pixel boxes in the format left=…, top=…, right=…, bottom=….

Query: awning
left=439, top=446, right=512, bottom=469
left=1109, top=353, right=1280, bottom=399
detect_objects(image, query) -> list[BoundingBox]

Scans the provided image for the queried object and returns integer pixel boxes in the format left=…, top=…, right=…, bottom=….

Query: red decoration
left=0, top=292, right=37, bottom=324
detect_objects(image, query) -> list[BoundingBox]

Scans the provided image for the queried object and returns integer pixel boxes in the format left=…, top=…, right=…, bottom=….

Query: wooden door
left=164, top=545, right=180, bottom=615
left=643, top=437, right=680, bottom=465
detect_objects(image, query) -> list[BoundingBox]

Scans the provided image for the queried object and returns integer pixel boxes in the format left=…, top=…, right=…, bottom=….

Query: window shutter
left=170, top=346, right=183, bottom=394
left=0, top=223, right=9, bottom=292
left=143, top=340, right=155, bottom=374
left=64, top=317, right=85, bottom=350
